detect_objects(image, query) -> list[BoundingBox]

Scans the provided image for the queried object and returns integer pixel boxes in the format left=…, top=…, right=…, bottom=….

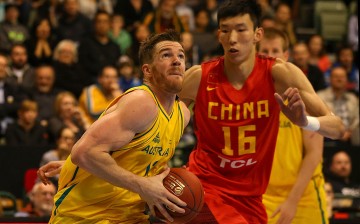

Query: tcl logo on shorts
left=218, top=155, right=257, bottom=168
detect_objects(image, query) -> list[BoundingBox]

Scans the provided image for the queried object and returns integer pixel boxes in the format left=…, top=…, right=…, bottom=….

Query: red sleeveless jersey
left=189, top=55, right=280, bottom=197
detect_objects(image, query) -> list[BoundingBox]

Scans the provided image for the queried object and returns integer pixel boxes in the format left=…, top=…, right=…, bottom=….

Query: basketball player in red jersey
left=179, top=0, right=345, bottom=223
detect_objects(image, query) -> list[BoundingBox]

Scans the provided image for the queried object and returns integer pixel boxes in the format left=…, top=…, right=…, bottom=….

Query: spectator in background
left=0, top=54, right=26, bottom=143
left=78, top=0, right=113, bottom=20
left=291, top=42, right=326, bottom=92
left=257, top=0, right=275, bottom=18
left=5, top=99, right=49, bottom=146
left=118, top=60, right=141, bottom=92
left=324, top=182, right=334, bottom=219
left=126, top=24, right=150, bottom=66
left=274, top=2, right=296, bottom=47
left=307, top=34, right=332, bottom=73
left=200, top=0, right=218, bottom=32
left=0, top=3, right=29, bottom=54
left=6, top=44, right=35, bottom=92
left=325, top=150, right=360, bottom=197
left=176, top=0, right=195, bottom=31
left=40, top=127, right=75, bottom=167
left=48, top=91, right=88, bottom=142
left=114, top=0, right=154, bottom=33
left=52, top=39, right=88, bottom=98
left=325, top=45, right=359, bottom=95
left=15, top=182, right=56, bottom=218
left=192, top=9, right=218, bottom=59
left=25, top=18, right=56, bottom=67
left=108, top=14, right=132, bottom=55
left=143, top=0, right=188, bottom=33
left=78, top=10, right=121, bottom=82
left=181, top=31, right=201, bottom=69
left=56, top=0, right=92, bottom=44
left=0, top=1, right=5, bottom=22
left=317, top=67, right=359, bottom=146
left=28, top=65, right=62, bottom=126
left=79, top=66, right=122, bottom=125
left=260, top=15, right=276, bottom=29
left=347, top=7, right=358, bottom=65
left=26, top=0, right=62, bottom=29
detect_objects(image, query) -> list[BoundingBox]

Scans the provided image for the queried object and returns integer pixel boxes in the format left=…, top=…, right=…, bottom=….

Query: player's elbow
left=71, top=144, right=88, bottom=167
left=328, top=119, right=346, bottom=140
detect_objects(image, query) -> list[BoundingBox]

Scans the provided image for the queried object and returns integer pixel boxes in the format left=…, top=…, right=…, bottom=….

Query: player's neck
left=147, top=84, right=176, bottom=115
left=224, top=51, right=256, bottom=89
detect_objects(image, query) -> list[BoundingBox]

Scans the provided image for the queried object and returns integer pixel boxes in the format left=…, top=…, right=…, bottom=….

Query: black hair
left=217, top=0, right=262, bottom=30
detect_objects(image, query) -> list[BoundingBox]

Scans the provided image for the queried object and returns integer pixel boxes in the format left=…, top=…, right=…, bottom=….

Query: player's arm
left=71, top=90, right=186, bottom=222
left=178, top=65, right=202, bottom=107
left=180, top=101, right=191, bottom=128
left=272, top=59, right=345, bottom=139
left=272, top=130, right=324, bottom=224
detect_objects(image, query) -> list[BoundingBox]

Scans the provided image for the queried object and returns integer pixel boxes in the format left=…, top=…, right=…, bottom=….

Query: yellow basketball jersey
left=263, top=112, right=327, bottom=224
left=50, top=85, right=185, bottom=224
left=264, top=112, right=323, bottom=202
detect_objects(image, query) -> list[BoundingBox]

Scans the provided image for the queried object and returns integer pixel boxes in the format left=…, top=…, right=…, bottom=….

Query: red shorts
left=190, top=189, right=267, bottom=224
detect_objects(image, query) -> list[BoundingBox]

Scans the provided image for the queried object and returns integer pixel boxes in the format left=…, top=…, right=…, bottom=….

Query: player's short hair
left=260, top=28, right=290, bottom=52
left=139, top=29, right=182, bottom=66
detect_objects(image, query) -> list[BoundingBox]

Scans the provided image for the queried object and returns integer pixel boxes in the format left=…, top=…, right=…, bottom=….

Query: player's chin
left=167, top=79, right=183, bottom=93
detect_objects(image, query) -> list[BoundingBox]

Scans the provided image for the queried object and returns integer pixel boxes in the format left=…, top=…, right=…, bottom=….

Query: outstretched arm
left=272, top=59, right=345, bottom=139
left=271, top=130, right=324, bottom=224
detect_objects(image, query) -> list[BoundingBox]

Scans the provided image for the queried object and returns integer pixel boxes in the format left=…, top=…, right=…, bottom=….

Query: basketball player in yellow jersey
left=46, top=30, right=190, bottom=224
left=258, top=28, right=328, bottom=224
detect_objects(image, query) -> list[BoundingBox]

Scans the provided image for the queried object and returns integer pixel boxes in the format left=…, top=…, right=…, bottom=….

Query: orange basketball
left=156, top=168, right=204, bottom=224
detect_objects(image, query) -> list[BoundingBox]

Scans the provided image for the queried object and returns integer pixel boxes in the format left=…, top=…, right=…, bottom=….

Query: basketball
left=156, top=168, right=204, bottom=224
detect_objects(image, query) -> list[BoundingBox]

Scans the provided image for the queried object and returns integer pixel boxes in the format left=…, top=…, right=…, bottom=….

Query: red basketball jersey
left=189, top=55, right=280, bottom=197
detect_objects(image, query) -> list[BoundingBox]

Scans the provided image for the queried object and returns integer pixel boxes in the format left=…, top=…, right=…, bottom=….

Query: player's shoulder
left=118, top=88, right=158, bottom=113
left=272, top=58, right=296, bottom=73
left=185, top=65, right=202, bottom=81
left=115, top=89, right=159, bottom=129
left=186, top=64, right=202, bottom=74
left=179, top=101, right=191, bottom=126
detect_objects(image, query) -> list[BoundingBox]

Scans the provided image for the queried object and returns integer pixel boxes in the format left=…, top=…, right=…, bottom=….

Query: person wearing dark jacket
left=78, top=11, right=121, bottom=82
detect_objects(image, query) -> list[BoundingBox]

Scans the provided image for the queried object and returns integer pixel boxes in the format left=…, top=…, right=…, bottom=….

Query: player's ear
left=142, top=64, right=151, bottom=78
left=254, top=27, right=263, bottom=43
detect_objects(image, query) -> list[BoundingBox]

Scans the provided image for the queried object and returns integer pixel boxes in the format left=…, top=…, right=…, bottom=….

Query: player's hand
left=37, top=160, right=65, bottom=185
left=274, top=87, right=307, bottom=127
left=270, top=200, right=297, bottom=224
left=138, top=167, right=186, bottom=222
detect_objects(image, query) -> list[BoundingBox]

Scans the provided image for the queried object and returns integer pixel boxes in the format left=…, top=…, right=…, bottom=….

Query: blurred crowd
left=0, top=0, right=358, bottom=221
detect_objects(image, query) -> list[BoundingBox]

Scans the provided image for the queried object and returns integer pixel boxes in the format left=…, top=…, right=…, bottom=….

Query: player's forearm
left=71, top=145, right=146, bottom=194
left=287, top=131, right=323, bottom=204
left=286, top=153, right=321, bottom=203
left=317, top=115, right=345, bottom=139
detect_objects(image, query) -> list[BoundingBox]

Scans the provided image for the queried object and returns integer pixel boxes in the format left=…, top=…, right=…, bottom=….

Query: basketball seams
left=170, top=171, right=196, bottom=211
left=162, top=168, right=205, bottom=223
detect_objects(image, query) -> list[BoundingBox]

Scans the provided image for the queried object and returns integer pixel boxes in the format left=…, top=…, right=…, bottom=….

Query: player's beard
left=152, top=67, right=183, bottom=94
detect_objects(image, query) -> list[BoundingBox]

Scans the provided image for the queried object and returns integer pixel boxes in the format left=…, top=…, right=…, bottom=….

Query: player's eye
left=162, top=53, right=170, bottom=58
